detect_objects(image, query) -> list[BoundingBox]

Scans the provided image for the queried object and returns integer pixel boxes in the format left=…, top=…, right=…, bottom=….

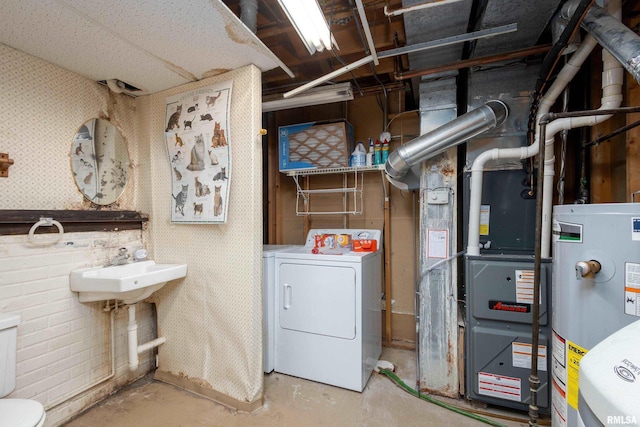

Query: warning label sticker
left=515, top=270, right=537, bottom=304
left=625, top=262, right=640, bottom=317
left=566, top=340, right=588, bottom=410
left=512, top=342, right=547, bottom=371
left=478, top=372, right=521, bottom=402
left=480, top=205, right=490, bottom=236
left=551, top=331, right=568, bottom=427
left=552, top=378, right=568, bottom=427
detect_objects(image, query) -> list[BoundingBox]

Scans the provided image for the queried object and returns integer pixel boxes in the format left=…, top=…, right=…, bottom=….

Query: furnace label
left=512, top=342, right=547, bottom=371
left=480, top=205, right=490, bottom=235
left=478, top=372, right=521, bottom=402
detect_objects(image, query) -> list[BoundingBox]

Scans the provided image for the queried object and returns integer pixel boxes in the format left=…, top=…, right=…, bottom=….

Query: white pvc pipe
left=384, top=0, right=464, bottom=17
left=127, top=305, right=139, bottom=371
left=467, top=35, right=597, bottom=256
left=467, top=0, right=623, bottom=257
left=127, top=304, right=166, bottom=371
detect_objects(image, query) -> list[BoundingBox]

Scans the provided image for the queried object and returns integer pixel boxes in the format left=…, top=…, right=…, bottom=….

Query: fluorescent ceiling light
left=277, top=0, right=337, bottom=55
left=262, top=82, right=353, bottom=112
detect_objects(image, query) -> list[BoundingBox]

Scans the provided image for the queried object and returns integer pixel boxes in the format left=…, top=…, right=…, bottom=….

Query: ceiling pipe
left=106, top=79, right=125, bottom=94
left=384, top=100, right=508, bottom=191
left=384, top=0, right=464, bottom=17
left=580, top=3, right=640, bottom=85
left=240, top=0, right=258, bottom=33
left=395, top=44, right=552, bottom=81
left=283, top=24, right=517, bottom=98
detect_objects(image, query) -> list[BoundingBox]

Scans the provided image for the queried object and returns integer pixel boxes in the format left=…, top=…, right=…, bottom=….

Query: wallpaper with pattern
left=139, top=66, right=264, bottom=404
left=0, top=43, right=138, bottom=210
left=1, top=41, right=264, bottom=406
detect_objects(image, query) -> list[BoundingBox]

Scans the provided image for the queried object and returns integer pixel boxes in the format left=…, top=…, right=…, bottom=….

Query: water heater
left=551, top=203, right=640, bottom=427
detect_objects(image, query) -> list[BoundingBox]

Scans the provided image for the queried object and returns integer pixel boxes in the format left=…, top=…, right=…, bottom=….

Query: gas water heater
left=551, top=203, right=640, bottom=427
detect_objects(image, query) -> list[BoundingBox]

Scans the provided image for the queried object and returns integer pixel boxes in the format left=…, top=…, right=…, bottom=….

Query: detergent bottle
left=350, top=142, right=367, bottom=167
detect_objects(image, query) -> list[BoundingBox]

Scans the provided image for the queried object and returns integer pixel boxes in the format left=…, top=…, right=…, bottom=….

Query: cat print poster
left=165, top=81, right=232, bottom=223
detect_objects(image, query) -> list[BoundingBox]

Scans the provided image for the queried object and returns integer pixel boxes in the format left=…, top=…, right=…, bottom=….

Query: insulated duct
left=385, top=100, right=508, bottom=190
left=581, top=3, right=640, bottom=85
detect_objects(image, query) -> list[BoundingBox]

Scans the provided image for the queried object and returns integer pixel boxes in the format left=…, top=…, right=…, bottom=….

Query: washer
left=263, top=245, right=297, bottom=373
left=274, top=229, right=382, bottom=392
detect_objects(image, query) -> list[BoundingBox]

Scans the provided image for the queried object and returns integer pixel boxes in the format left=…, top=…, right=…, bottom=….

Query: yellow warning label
left=566, top=340, right=588, bottom=410
left=480, top=205, right=490, bottom=236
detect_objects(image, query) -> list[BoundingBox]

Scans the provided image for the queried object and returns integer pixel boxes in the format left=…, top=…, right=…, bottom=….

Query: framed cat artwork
left=164, top=81, right=233, bottom=223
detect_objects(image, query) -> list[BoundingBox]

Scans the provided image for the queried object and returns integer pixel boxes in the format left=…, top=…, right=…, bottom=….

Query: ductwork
left=580, top=3, right=640, bottom=85
left=385, top=100, right=508, bottom=191
left=240, top=0, right=258, bottom=33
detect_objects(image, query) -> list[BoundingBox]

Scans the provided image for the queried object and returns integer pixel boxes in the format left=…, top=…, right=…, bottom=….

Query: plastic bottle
left=374, top=139, right=381, bottom=165
left=366, top=138, right=374, bottom=167
left=350, top=142, right=367, bottom=167
left=381, top=138, right=389, bottom=164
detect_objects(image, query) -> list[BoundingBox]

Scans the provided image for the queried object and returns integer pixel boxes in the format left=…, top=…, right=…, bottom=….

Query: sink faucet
left=108, top=247, right=130, bottom=266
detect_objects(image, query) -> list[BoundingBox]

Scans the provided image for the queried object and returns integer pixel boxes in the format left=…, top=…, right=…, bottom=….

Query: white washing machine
left=263, top=245, right=297, bottom=373
left=274, top=229, right=382, bottom=392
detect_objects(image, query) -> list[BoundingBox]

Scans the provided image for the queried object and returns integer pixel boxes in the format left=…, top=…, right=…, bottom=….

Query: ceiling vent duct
left=385, top=100, right=508, bottom=191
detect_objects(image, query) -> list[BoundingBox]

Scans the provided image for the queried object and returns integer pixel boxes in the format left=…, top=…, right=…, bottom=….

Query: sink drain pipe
left=128, top=304, right=166, bottom=371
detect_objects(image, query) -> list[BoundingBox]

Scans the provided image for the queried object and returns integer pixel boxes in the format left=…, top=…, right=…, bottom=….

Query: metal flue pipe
left=581, top=3, right=640, bottom=85
left=385, top=100, right=508, bottom=190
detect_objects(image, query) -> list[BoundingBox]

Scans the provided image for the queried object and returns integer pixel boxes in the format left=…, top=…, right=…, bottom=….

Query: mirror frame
left=70, top=118, right=130, bottom=205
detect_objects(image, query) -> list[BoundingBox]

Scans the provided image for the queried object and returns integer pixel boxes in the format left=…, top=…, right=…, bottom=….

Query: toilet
left=0, top=313, right=46, bottom=427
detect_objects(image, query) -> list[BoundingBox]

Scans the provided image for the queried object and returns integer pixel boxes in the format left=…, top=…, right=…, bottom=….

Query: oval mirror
left=70, top=119, right=130, bottom=205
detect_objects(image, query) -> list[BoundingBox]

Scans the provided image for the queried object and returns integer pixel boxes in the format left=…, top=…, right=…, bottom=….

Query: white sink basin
left=70, top=260, right=187, bottom=304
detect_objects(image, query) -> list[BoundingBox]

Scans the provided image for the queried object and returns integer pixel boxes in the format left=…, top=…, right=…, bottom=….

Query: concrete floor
left=65, top=348, right=539, bottom=427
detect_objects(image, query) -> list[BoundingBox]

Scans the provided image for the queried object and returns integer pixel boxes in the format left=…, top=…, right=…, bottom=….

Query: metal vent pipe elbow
left=385, top=100, right=508, bottom=183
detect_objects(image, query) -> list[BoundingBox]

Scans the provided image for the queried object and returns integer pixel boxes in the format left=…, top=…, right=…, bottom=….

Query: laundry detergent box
left=278, top=120, right=354, bottom=171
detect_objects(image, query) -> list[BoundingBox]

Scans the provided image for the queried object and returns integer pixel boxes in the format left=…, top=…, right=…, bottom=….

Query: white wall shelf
left=285, top=165, right=385, bottom=216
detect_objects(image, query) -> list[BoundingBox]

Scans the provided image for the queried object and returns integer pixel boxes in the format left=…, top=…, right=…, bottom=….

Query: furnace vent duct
left=579, top=3, right=640, bottom=85
left=385, top=100, right=508, bottom=190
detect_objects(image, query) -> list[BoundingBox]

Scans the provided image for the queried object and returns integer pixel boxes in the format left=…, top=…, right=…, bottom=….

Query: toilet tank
left=0, top=313, right=20, bottom=398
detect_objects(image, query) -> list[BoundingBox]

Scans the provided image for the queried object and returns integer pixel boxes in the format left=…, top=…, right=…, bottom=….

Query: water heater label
left=553, top=221, right=583, bottom=243
left=633, top=218, right=640, bottom=241
left=551, top=331, right=568, bottom=427
left=625, top=262, right=640, bottom=317
left=566, top=340, right=588, bottom=410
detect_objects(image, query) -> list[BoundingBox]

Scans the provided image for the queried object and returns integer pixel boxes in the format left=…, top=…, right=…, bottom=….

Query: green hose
left=377, top=369, right=508, bottom=427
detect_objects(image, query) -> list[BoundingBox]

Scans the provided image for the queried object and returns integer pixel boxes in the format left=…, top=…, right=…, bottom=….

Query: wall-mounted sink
left=70, top=261, right=187, bottom=304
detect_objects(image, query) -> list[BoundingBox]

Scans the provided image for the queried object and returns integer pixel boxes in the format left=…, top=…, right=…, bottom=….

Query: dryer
left=274, top=229, right=382, bottom=392
left=263, top=245, right=297, bottom=373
